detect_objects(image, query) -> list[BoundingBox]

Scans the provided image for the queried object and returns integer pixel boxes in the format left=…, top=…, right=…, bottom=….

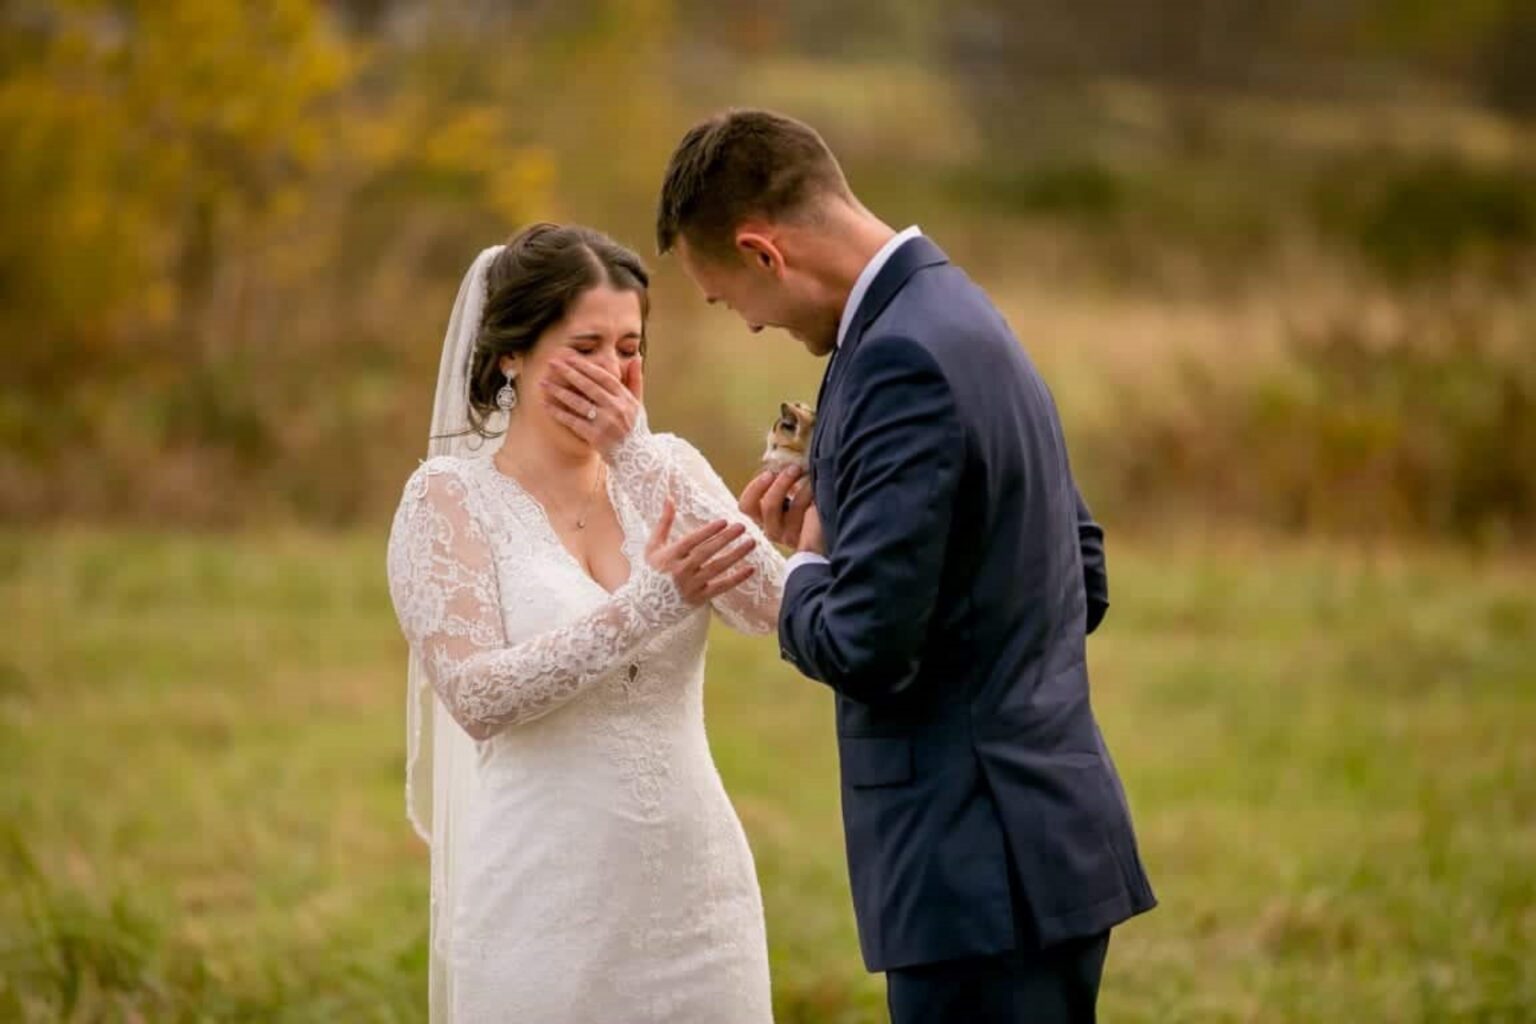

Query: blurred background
left=1, top=0, right=1532, bottom=1020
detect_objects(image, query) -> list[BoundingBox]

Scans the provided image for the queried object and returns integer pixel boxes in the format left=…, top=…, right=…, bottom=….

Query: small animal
left=761, top=401, right=816, bottom=473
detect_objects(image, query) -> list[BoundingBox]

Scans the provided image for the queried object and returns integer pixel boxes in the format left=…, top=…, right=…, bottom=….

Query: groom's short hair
left=656, top=109, right=852, bottom=260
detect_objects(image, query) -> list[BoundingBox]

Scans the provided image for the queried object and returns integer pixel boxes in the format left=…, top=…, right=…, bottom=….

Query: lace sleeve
left=608, top=414, right=786, bottom=635
left=386, top=459, right=692, bottom=740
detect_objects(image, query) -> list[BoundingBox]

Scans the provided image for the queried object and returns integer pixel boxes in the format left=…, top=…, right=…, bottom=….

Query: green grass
left=1, top=530, right=1532, bottom=1021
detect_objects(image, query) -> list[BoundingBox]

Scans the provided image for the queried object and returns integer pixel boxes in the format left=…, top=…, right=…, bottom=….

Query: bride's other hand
left=647, top=499, right=757, bottom=606
left=540, top=353, right=644, bottom=458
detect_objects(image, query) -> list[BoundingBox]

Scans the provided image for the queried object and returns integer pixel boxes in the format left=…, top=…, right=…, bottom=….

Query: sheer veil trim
left=405, top=245, right=502, bottom=1019
left=407, top=243, right=503, bottom=842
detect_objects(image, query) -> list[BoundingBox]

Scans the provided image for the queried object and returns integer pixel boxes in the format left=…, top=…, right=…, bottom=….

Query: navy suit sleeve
left=779, top=335, right=964, bottom=703
left=1076, top=488, right=1109, bottom=634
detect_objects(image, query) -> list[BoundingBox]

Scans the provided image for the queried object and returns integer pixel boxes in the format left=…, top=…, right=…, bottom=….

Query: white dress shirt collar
left=835, top=225, right=922, bottom=349
left=785, top=227, right=923, bottom=582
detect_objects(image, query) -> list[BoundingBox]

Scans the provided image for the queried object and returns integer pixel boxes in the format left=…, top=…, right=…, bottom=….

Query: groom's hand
left=738, top=466, right=811, bottom=549
left=798, top=503, right=825, bottom=556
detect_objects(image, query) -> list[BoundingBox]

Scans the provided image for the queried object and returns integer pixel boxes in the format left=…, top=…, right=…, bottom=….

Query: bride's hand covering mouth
left=539, top=351, right=647, bottom=458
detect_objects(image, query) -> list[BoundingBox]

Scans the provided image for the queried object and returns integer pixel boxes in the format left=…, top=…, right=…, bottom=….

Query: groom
left=657, top=109, right=1155, bottom=1023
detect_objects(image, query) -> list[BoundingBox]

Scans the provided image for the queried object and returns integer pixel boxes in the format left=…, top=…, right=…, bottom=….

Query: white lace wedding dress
left=387, top=415, right=783, bottom=1023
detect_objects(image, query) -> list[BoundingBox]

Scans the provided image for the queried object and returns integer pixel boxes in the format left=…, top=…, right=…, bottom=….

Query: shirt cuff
left=785, top=551, right=830, bottom=577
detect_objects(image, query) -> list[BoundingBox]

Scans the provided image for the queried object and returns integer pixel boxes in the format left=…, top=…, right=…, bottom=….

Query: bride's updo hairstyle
left=466, top=223, right=651, bottom=437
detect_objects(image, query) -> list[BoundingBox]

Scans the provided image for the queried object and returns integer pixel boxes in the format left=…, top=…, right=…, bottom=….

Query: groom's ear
left=736, top=232, right=783, bottom=276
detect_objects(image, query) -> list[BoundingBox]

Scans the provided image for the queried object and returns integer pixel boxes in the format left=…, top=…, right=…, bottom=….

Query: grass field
left=1, top=529, right=1533, bottom=1022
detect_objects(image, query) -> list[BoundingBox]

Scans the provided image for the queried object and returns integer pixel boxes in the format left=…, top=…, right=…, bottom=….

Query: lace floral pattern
left=388, top=457, right=692, bottom=740
left=384, top=424, right=782, bottom=1022
left=609, top=411, right=785, bottom=636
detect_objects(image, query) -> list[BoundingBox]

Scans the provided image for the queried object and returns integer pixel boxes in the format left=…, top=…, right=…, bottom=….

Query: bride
left=386, top=223, right=784, bottom=1022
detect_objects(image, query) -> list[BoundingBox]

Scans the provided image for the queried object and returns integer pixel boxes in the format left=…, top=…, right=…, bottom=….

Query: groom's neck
left=801, top=202, right=897, bottom=317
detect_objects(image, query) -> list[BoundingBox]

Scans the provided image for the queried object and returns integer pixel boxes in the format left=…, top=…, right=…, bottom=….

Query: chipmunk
left=761, top=401, right=816, bottom=473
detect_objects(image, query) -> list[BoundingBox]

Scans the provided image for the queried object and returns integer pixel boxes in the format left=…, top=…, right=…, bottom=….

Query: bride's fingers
left=680, top=522, right=747, bottom=573
left=700, top=564, right=755, bottom=600
left=661, top=519, right=727, bottom=565
left=559, top=355, right=628, bottom=398
left=622, top=357, right=645, bottom=403
left=545, top=402, right=599, bottom=441
left=549, top=361, right=612, bottom=406
left=667, top=521, right=729, bottom=565
left=540, top=379, right=597, bottom=418
left=697, top=537, right=756, bottom=579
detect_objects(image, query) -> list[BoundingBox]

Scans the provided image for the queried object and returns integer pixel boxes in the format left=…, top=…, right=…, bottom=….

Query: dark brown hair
left=464, top=223, right=649, bottom=438
left=655, top=109, right=852, bottom=259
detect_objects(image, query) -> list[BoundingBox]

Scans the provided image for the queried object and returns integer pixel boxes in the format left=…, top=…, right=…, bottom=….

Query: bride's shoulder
left=418, top=452, right=476, bottom=475
left=407, top=452, right=474, bottom=482
left=399, top=454, right=481, bottom=505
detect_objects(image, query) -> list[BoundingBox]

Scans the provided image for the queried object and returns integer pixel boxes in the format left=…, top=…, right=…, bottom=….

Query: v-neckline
left=483, top=458, right=635, bottom=597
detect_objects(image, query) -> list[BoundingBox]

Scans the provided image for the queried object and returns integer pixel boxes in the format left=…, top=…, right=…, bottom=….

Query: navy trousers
left=885, top=931, right=1111, bottom=1024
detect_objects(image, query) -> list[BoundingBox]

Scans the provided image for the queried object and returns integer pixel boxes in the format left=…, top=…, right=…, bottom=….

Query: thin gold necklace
left=574, top=463, right=605, bottom=530
left=496, top=451, right=607, bottom=530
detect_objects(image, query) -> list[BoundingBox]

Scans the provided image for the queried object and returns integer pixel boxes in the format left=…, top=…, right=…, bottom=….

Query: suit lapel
left=810, top=235, right=950, bottom=464
left=840, top=235, right=949, bottom=358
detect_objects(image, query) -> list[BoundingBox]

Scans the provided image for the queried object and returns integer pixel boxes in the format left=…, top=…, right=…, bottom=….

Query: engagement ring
left=586, top=407, right=597, bottom=421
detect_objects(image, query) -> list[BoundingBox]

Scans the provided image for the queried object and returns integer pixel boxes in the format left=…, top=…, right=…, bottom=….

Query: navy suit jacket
left=779, top=236, right=1156, bottom=973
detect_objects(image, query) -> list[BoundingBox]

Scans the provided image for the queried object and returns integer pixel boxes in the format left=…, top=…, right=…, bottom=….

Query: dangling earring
left=496, top=368, right=518, bottom=411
